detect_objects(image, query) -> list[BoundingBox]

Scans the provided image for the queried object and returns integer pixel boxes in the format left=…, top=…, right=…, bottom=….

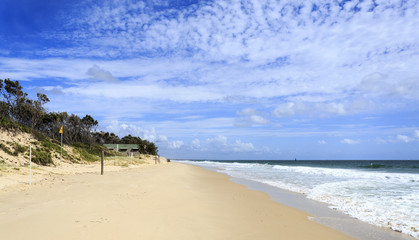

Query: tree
left=33, top=93, right=50, bottom=129
left=94, top=131, right=120, bottom=144
left=15, top=93, right=50, bottom=129
left=0, top=79, right=50, bottom=129
left=120, top=134, right=158, bottom=155
left=0, top=77, right=160, bottom=157
left=0, top=101, right=8, bottom=118
left=81, top=114, right=98, bottom=150
left=0, top=79, right=8, bottom=118
left=1, top=79, right=27, bottom=121
left=39, top=112, right=61, bottom=137
left=67, top=114, right=82, bottom=143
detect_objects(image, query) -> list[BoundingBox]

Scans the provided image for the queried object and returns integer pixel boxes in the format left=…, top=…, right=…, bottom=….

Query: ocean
left=177, top=160, right=419, bottom=239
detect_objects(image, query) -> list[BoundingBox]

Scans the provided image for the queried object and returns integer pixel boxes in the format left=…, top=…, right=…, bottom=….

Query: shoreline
left=0, top=162, right=353, bottom=239
left=191, top=163, right=416, bottom=240
left=231, top=177, right=415, bottom=240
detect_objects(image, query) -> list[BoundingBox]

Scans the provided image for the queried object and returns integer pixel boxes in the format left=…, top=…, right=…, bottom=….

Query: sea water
left=177, top=160, right=419, bottom=238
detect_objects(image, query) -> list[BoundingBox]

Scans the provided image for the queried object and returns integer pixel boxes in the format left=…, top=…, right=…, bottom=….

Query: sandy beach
left=0, top=162, right=353, bottom=240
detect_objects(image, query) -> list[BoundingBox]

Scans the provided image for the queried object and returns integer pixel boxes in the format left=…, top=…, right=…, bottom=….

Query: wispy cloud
left=396, top=134, right=414, bottom=143
left=0, top=0, right=418, bottom=159
left=376, top=130, right=419, bottom=144
left=200, top=135, right=255, bottom=153
left=2, top=0, right=418, bottom=113
left=341, top=138, right=360, bottom=145
left=235, top=108, right=270, bottom=127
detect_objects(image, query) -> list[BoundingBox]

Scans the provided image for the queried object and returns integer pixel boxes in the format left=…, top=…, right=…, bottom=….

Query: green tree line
left=0, top=78, right=158, bottom=155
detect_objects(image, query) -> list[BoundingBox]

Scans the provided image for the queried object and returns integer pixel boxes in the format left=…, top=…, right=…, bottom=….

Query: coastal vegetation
left=0, top=78, right=158, bottom=165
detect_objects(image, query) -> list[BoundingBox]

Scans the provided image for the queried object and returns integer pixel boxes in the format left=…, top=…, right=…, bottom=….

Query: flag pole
left=60, top=132, right=62, bottom=163
left=60, top=125, right=63, bottom=163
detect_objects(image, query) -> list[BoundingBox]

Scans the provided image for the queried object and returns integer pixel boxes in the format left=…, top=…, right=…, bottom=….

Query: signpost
left=101, top=151, right=104, bottom=175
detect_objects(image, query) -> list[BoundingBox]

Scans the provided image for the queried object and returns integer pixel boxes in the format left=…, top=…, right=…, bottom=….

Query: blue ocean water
left=177, top=160, right=419, bottom=238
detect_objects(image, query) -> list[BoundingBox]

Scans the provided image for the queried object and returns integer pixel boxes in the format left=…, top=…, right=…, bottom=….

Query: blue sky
left=1, top=0, right=418, bottom=160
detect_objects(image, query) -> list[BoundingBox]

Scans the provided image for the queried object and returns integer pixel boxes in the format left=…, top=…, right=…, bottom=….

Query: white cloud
left=203, top=136, right=255, bottom=153
left=105, top=120, right=167, bottom=143
left=341, top=139, right=360, bottom=145
left=87, top=64, right=118, bottom=82
left=375, top=138, right=388, bottom=144
left=358, top=72, right=388, bottom=93
left=273, top=100, right=374, bottom=118
left=358, top=72, right=419, bottom=100
left=191, top=138, right=200, bottom=149
left=6, top=0, right=414, bottom=108
left=63, top=81, right=222, bottom=102
left=249, top=115, right=269, bottom=125
left=233, top=140, right=255, bottom=152
left=2, top=0, right=418, bottom=113
left=273, top=102, right=303, bottom=118
left=376, top=130, right=419, bottom=144
left=205, top=135, right=228, bottom=150
left=104, top=120, right=194, bottom=151
left=272, top=102, right=306, bottom=117
left=238, top=108, right=258, bottom=116
left=318, top=140, right=327, bottom=145
left=168, top=140, right=184, bottom=149
left=100, top=123, right=258, bottom=154
left=1, top=0, right=419, bottom=160
left=396, top=135, right=414, bottom=143
left=235, top=108, right=270, bottom=127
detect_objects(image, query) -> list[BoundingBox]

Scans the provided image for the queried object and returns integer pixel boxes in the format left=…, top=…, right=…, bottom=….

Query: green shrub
left=0, top=142, right=14, bottom=155
left=37, top=137, right=71, bottom=161
left=89, top=144, right=107, bottom=156
left=73, top=146, right=99, bottom=162
left=72, top=142, right=88, bottom=148
left=31, top=149, right=53, bottom=166
left=14, top=143, right=28, bottom=155
left=41, top=138, right=60, bottom=153
left=0, top=117, right=32, bottom=133
left=71, top=142, right=113, bottom=162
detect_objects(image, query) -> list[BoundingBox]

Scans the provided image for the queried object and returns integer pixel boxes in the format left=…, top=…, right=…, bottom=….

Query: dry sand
left=0, top=162, right=353, bottom=240
left=0, top=154, right=167, bottom=191
left=0, top=129, right=33, bottom=166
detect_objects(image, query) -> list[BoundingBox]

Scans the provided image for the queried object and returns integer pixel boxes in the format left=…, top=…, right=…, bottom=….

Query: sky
left=0, top=0, right=418, bottom=160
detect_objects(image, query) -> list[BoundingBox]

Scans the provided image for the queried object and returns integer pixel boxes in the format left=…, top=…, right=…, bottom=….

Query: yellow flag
left=59, top=126, right=63, bottom=134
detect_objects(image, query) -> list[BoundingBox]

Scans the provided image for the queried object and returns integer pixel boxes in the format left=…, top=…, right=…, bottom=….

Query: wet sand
left=231, top=177, right=416, bottom=240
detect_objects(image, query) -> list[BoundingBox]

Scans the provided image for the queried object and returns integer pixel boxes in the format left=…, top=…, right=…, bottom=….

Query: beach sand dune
left=0, top=163, right=352, bottom=240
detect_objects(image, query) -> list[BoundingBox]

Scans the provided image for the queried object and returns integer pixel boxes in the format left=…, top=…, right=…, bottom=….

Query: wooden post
left=101, top=151, right=104, bottom=175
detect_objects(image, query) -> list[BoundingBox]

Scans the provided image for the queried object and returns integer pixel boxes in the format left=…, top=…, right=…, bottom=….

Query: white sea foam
left=177, top=160, right=419, bottom=238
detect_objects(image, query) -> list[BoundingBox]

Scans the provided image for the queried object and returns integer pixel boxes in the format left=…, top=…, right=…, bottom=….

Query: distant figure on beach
left=295, top=158, right=297, bottom=161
